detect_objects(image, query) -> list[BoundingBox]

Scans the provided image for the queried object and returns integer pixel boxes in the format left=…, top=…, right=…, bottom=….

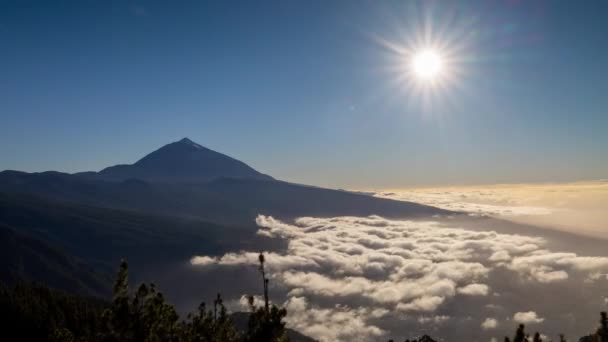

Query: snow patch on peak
left=178, top=138, right=203, bottom=149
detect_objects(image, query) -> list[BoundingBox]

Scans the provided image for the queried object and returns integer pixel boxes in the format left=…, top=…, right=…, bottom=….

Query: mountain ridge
left=78, top=138, right=273, bottom=183
left=0, top=137, right=452, bottom=225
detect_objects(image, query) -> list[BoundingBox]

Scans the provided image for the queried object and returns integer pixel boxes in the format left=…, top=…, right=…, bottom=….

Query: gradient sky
left=1, top=0, right=607, bottom=188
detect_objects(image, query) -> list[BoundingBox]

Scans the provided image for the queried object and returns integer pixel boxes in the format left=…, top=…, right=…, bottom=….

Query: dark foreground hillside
left=0, top=258, right=317, bottom=342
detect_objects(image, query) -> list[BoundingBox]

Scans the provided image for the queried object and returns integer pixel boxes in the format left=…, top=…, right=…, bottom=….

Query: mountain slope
left=0, top=171, right=451, bottom=226
left=200, top=177, right=447, bottom=221
left=0, top=192, right=271, bottom=271
left=85, top=138, right=273, bottom=182
left=0, top=223, right=110, bottom=297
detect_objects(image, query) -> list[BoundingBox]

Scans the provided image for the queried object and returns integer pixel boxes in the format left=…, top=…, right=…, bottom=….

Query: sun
left=411, top=49, right=444, bottom=81
left=372, top=3, right=475, bottom=114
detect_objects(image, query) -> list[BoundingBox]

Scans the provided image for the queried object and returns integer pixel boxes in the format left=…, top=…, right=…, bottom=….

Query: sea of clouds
left=190, top=214, right=608, bottom=341
left=374, top=181, right=608, bottom=239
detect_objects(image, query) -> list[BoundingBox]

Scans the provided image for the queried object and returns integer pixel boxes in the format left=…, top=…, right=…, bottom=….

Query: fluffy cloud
left=190, top=255, right=216, bottom=266
left=481, top=318, right=498, bottom=329
left=458, top=283, right=490, bottom=296
left=397, top=296, right=445, bottom=312
left=507, top=253, right=608, bottom=283
left=284, top=296, right=385, bottom=341
left=237, top=294, right=268, bottom=310
left=513, top=311, right=544, bottom=324
left=190, top=252, right=317, bottom=271
left=190, top=215, right=608, bottom=341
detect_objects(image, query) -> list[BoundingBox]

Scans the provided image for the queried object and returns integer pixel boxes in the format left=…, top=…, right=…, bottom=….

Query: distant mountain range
left=0, top=137, right=451, bottom=321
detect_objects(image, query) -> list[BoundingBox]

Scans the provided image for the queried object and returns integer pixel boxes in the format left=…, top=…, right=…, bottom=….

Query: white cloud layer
left=481, top=318, right=498, bottom=329
left=373, top=189, right=553, bottom=217
left=371, top=181, right=608, bottom=239
left=457, top=283, right=489, bottom=296
left=190, top=215, right=608, bottom=341
left=513, top=311, right=544, bottom=324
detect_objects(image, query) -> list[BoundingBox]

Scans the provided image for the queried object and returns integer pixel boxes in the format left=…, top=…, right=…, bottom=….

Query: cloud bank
left=372, top=181, right=608, bottom=239
left=191, top=215, right=608, bottom=341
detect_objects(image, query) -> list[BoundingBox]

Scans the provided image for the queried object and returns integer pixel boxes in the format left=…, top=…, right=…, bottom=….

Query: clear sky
left=1, top=0, right=607, bottom=188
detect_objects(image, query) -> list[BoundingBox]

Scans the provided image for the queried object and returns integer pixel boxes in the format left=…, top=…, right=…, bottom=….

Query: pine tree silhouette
left=243, top=253, right=289, bottom=342
left=514, top=324, right=528, bottom=342
left=259, top=253, right=270, bottom=314
left=597, top=312, right=608, bottom=342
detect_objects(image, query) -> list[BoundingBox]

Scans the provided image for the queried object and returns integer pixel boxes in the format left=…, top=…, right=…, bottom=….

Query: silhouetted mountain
left=0, top=137, right=450, bottom=223
left=79, top=138, right=273, bottom=183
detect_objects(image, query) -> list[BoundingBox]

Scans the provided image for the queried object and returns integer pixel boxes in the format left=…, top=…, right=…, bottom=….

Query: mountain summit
left=89, top=138, right=273, bottom=183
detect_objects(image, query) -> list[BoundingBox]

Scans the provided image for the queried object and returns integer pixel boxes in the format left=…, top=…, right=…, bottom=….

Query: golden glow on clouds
left=375, top=181, right=608, bottom=239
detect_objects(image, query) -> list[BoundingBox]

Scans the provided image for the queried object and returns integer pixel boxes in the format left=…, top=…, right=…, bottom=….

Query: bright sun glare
left=377, top=12, right=469, bottom=110
left=411, top=49, right=443, bottom=81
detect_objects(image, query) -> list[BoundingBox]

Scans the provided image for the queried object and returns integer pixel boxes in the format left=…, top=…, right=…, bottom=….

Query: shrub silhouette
left=579, top=311, right=608, bottom=342
left=0, top=257, right=288, bottom=341
left=180, top=293, right=240, bottom=342
left=0, top=280, right=105, bottom=341
left=599, top=311, right=608, bottom=341
left=100, top=259, right=186, bottom=341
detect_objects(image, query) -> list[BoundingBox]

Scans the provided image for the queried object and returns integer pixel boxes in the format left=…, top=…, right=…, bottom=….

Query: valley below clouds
left=190, top=210, right=608, bottom=341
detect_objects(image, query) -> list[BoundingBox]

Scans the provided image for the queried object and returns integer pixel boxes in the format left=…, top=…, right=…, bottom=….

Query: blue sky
left=1, top=0, right=606, bottom=188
